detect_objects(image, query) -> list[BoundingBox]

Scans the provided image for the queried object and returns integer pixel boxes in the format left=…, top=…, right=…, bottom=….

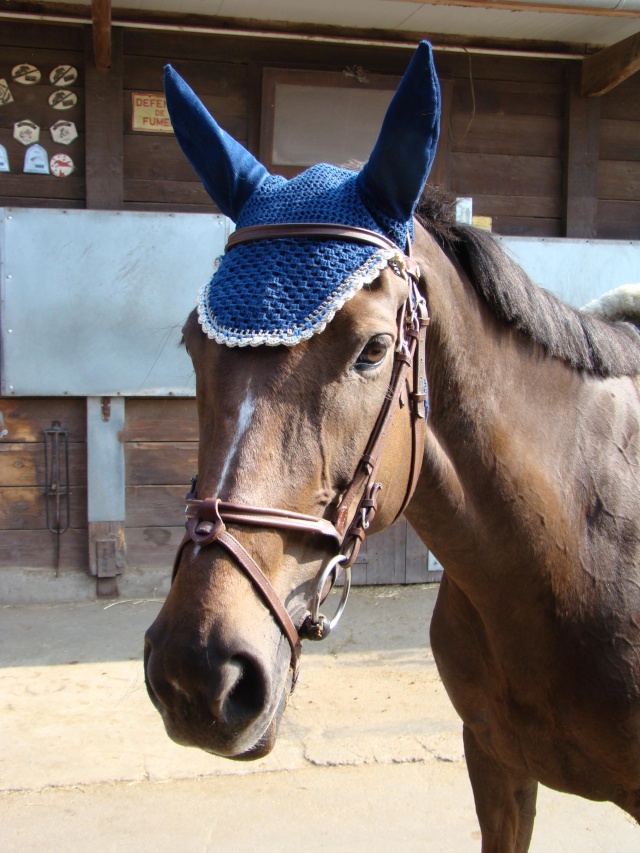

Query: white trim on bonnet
left=196, top=248, right=406, bottom=347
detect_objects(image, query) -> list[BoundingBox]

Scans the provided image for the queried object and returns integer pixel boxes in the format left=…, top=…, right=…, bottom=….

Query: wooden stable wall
left=599, top=75, right=640, bottom=238
left=124, top=398, right=198, bottom=571
left=0, top=20, right=639, bottom=237
left=0, top=18, right=638, bottom=589
left=0, top=398, right=88, bottom=572
left=0, top=23, right=85, bottom=208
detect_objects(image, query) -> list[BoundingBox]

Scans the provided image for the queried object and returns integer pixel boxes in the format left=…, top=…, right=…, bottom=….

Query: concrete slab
left=1, top=586, right=638, bottom=851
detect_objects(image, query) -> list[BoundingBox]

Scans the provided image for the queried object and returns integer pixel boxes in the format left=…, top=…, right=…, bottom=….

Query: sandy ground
left=1, top=585, right=638, bottom=852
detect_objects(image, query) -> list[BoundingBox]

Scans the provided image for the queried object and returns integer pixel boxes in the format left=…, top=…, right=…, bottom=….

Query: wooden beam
left=84, top=25, right=123, bottom=209
left=384, top=0, right=639, bottom=17
left=581, top=32, right=640, bottom=97
left=564, top=65, right=600, bottom=238
left=91, top=0, right=112, bottom=70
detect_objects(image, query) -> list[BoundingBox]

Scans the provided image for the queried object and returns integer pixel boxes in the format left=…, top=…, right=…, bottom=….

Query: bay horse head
left=144, top=42, right=440, bottom=758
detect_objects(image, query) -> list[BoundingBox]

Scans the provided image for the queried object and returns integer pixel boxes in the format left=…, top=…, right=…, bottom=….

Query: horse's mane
left=415, top=186, right=640, bottom=378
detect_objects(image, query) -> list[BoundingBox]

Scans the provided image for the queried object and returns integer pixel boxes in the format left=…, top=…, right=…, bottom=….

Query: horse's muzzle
left=143, top=623, right=288, bottom=758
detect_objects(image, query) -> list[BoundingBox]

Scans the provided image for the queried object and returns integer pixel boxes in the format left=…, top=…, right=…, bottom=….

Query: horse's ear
left=164, top=65, right=270, bottom=221
left=358, top=41, right=441, bottom=225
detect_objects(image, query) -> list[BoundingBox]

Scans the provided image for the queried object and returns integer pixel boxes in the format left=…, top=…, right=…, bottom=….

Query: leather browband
left=226, top=223, right=402, bottom=255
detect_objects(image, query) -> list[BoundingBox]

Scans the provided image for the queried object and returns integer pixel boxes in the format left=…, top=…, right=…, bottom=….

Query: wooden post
left=87, top=397, right=126, bottom=596
left=91, top=0, right=112, bottom=70
left=84, top=25, right=123, bottom=210
left=564, top=64, right=600, bottom=238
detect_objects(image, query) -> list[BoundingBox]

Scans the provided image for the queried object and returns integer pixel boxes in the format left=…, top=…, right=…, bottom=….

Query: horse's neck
left=408, top=228, right=577, bottom=584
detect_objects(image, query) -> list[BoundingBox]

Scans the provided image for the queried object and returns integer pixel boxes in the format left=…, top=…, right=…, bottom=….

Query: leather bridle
left=172, top=223, right=429, bottom=681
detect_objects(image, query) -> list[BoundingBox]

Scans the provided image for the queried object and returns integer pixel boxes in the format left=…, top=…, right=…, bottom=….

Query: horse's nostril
left=218, top=654, right=269, bottom=727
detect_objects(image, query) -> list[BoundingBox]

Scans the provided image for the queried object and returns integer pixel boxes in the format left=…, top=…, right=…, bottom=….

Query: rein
left=172, top=223, right=429, bottom=680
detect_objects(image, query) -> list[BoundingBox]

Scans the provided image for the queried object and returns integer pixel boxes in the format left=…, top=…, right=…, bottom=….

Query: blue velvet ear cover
left=163, top=65, right=269, bottom=221
left=163, top=42, right=441, bottom=347
left=358, top=40, right=441, bottom=223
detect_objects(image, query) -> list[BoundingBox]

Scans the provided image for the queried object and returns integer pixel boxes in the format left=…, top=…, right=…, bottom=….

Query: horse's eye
left=355, top=336, right=391, bottom=370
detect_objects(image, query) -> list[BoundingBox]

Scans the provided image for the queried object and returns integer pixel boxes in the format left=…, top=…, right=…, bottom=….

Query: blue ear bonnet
left=198, top=166, right=410, bottom=346
left=165, top=41, right=440, bottom=347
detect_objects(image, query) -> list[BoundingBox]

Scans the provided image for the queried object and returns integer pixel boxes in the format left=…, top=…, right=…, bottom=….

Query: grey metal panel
left=502, top=237, right=640, bottom=308
left=0, top=208, right=230, bottom=396
left=87, top=396, right=126, bottom=523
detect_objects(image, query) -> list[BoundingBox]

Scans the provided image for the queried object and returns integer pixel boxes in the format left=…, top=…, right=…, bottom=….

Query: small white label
left=14, top=120, right=40, bottom=146
left=12, top=63, right=41, bottom=85
left=50, top=120, right=78, bottom=145
left=50, top=65, right=78, bottom=87
left=24, top=144, right=50, bottom=174
left=48, top=90, right=77, bottom=110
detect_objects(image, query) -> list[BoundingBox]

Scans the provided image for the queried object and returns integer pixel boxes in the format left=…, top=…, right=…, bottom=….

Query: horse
left=144, top=42, right=640, bottom=851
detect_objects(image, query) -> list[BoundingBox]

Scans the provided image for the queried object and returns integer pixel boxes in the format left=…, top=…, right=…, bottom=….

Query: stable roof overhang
left=3, top=0, right=639, bottom=48
left=2, top=0, right=640, bottom=93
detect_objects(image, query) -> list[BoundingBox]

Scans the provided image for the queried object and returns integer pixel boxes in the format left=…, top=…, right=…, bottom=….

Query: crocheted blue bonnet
left=164, top=40, right=440, bottom=346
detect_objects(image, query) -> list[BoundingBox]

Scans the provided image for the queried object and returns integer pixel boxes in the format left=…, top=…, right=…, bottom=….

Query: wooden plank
left=405, top=521, right=430, bottom=584
left=452, top=78, right=564, bottom=119
left=600, top=80, right=640, bottom=120
left=123, top=126, right=246, bottom=180
left=436, top=53, right=565, bottom=86
left=599, top=160, right=640, bottom=201
left=0, top=487, right=87, bottom=530
left=451, top=152, right=561, bottom=198
left=122, top=200, right=215, bottom=214
left=449, top=113, right=563, bottom=158
left=598, top=198, right=640, bottom=238
left=247, top=62, right=263, bottom=158
left=0, top=528, right=88, bottom=570
left=0, top=443, right=87, bottom=488
left=124, top=54, right=248, bottom=96
left=0, top=197, right=85, bottom=210
left=489, top=216, right=562, bottom=237
left=581, top=32, right=640, bottom=98
left=0, top=398, right=87, bottom=442
left=597, top=222, right=640, bottom=240
left=122, top=29, right=412, bottom=74
left=84, top=25, right=123, bottom=208
left=126, top=441, right=198, bottom=486
left=386, top=0, right=640, bottom=16
left=126, top=485, right=185, bottom=527
left=564, top=63, right=600, bottom=238
left=0, top=174, right=86, bottom=201
left=430, top=76, right=453, bottom=190
left=0, top=21, right=85, bottom=51
left=91, top=0, right=112, bottom=70
left=122, top=179, right=215, bottom=208
left=124, top=398, right=198, bottom=442
left=124, top=525, right=185, bottom=569
left=468, top=193, right=562, bottom=219
left=600, top=118, right=640, bottom=161
left=365, top=518, right=407, bottom=585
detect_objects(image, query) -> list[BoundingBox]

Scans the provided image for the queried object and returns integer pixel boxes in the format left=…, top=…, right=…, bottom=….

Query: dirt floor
left=1, top=585, right=638, bottom=852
